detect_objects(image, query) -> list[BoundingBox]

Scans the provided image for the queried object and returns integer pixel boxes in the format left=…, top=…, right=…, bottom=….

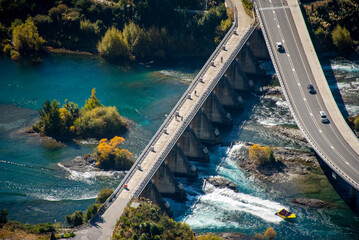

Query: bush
left=75, top=106, right=127, bottom=138
left=12, top=18, right=45, bottom=53
left=83, top=204, right=99, bottom=223
left=31, top=222, right=55, bottom=234
left=332, top=25, right=352, bottom=51
left=66, top=210, right=83, bottom=227
left=3, top=44, right=12, bottom=56
left=264, top=227, right=277, bottom=240
left=95, top=136, right=134, bottom=170
left=96, top=188, right=114, bottom=204
left=197, top=233, right=223, bottom=239
left=249, top=144, right=275, bottom=165
left=254, top=233, right=264, bottom=240
left=84, top=88, right=102, bottom=111
left=97, top=26, right=129, bottom=59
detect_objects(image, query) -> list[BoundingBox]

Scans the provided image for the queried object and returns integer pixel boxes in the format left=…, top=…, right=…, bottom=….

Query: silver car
left=319, top=111, right=329, bottom=123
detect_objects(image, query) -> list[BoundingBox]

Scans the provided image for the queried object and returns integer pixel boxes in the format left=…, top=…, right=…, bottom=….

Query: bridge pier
left=190, top=109, right=222, bottom=144
left=165, top=144, right=198, bottom=178
left=202, top=93, right=232, bottom=126
left=140, top=181, right=173, bottom=217
left=225, top=60, right=253, bottom=91
left=214, top=77, right=243, bottom=109
left=247, top=28, right=270, bottom=60
left=152, top=163, right=187, bottom=201
left=177, top=127, right=210, bottom=162
left=236, top=44, right=266, bottom=77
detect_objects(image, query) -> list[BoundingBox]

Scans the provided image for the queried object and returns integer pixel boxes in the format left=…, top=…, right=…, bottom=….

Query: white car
left=319, top=111, right=329, bottom=123
left=276, top=42, right=284, bottom=52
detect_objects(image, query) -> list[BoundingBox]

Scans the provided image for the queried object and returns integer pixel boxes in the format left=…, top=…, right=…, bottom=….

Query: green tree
left=332, top=25, right=352, bottom=51
left=97, top=26, right=129, bottom=59
left=66, top=210, right=84, bottom=227
left=12, top=18, right=45, bottom=53
left=0, top=208, right=8, bottom=224
left=84, top=88, right=102, bottom=111
left=96, top=188, right=114, bottom=204
left=83, top=204, right=99, bottom=223
left=36, top=100, right=62, bottom=136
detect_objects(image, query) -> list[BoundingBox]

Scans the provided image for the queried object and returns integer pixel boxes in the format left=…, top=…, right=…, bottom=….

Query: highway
left=255, top=0, right=359, bottom=190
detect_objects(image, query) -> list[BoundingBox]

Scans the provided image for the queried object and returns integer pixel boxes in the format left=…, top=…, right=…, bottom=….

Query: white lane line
left=297, top=83, right=300, bottom=86
left=319, top=130, right=322, bottom=133
left=303, top=98, right=306, bottom=101
left=331, top=146, right=335, bottom=149
left=310, top=113, right=313, bottom=116
left=292, top=68, right=295, bottom=71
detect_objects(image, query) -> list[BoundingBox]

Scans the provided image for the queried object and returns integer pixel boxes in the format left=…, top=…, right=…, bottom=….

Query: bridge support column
left=225, top=60, right=253, bottom=91
left=177, top=127, right=210, bottom=162
left=165, top=144, right=198, bottom=178
left=202, top=93, right=232, bottom=125
left=140, top=182, right=173, bottom=217
left=236, top=44, right=265, bottom=76
left=152, top=163, right=186, bottom=201
left=190, top=109, right=221, bottom=144
left=247, top=28, right=270, bottom=60
left=214, top=77, right=243, bottom=109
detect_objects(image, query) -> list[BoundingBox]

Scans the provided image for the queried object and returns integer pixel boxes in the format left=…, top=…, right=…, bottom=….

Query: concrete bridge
left=75, top=0, right=359, bottom=239
left=255, top=0, right=359, bottom=213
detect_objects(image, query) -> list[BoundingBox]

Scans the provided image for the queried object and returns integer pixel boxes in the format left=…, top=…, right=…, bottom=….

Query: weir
left=74, top=0, right=272, bottom=238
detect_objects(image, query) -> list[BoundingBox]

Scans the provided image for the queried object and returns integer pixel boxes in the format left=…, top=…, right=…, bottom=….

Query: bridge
left=255, top=0, right=359, bottom=210
left=75, top=0, right=359, bottom=239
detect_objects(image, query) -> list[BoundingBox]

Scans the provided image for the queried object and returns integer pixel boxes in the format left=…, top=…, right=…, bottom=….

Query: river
left=0, top=54, right=358, bottom=239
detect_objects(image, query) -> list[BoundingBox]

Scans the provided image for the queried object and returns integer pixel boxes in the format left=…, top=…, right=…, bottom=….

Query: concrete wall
left=236, top=44, right=265, bottom=76
left=190, top=109, right=222, bottom=144
left=247, top=28, right=270, bottom=60
left=214, top=77, right=243, bottom=109
left=202, top=93, right=232, bottom=125
left=177, top=127, right=210, bottom=162
left=152, top=163, right=187, bottom=201
left=165, top=144, right=198, bottom=178
left=140, top=182, right=173, bottom=217
left=225, top=61, right=252, bottom=91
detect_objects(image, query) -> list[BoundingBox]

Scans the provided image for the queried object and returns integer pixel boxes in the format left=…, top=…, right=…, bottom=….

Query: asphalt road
left=256, top=0, right=359, bottom=190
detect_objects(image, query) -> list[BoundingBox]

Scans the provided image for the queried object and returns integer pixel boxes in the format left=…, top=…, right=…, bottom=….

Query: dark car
left=276, top=42, right=284, bottom=52
left=307, top=84, right=316, bottom=94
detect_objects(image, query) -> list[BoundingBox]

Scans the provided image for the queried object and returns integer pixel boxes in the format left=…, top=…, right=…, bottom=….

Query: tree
left=249, top=144, right=275, bottom=165
left=12, top=18, right=45, bottom=53
left=36, top=100, right=62, bottom=136
left=84, top=88, right=102, bottom=111
left=0, top=208, right=8, bottom=224
left=264, top=227, right=277, bottom=240
left=254, top=233, right=264, bottom=240
left=66, top=210, right=83, bottom=227
left=96, top=136, right=134, bottom=170
left=96, top=188, right=114, bottom=204
left=332, top=25, right=352, bottom=51
left=83, top=204, right=99, bottom=223
left=97, top=26, right=129, bottom=59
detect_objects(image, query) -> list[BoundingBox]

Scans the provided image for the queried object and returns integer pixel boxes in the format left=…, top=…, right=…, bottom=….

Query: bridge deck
left=75, top=1, right=253, bottom=239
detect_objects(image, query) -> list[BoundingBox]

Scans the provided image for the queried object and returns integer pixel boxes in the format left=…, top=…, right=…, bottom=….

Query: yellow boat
left=275, top=208, right=296, bottom=219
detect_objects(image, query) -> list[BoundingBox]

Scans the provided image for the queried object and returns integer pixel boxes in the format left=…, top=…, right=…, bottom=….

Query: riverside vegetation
left=0, top=0, right=232, bottom=61
left=303, top=0, right=359, bottom=53
left=32, top=88, right=128, bottom=140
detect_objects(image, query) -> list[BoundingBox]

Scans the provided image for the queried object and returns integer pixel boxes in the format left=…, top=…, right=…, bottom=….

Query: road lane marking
left=297, top=83, right=300, bottom=86
left=310, top=113, right=313, bottom=116
left=303, top=98, right=306, bottom=101
left=292, top=68, right=295, bottom=71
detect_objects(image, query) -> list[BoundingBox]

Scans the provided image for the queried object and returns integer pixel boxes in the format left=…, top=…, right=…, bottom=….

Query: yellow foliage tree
left=12, top=18, right=45, bottom=53
left=264, top=227, right=277, bottom=240
left=249, top=144, right=274, bottom=165
left=96, top=136, right=134, bottom=170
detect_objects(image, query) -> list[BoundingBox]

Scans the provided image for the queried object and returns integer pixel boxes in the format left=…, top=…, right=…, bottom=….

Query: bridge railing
left=254, top=2, right=359, bottom=190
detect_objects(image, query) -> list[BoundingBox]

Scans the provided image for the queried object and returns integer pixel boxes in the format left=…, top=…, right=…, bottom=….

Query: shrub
left=66, top=210, right=83, bottom=227
left=264, top=227, right=277, bottom=240
left=197, top=233, right=223, bottom=239
left=31, top=222, right=55, bottom=234
left=12, top=18, right=45, bottom=53
left=249, top=144, right=275, bottom=165
left=84, top=88, right=102, bottom=111
left=3, top=44, right=12, bottom=56
left=331, top=25, right=352, bottom=51
left=97, top=26, right=129, bottom=59
left=83, top=204, right=99, bottom=223
left=10, top=49, right=20, bottom=60
left=254, top=233, right=264, bottom=240
left=96, top=188, right=114, bottom=204
left=96, top=136, right=134, bottom=170
left=75, top=106, right=127, bottom=138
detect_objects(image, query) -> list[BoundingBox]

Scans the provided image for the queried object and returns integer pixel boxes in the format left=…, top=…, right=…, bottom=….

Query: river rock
left=205, top=176, right=238, bottom=192
left=218, top=232, right=255, bottom=240
left=292, top=197, right=331, bottom=208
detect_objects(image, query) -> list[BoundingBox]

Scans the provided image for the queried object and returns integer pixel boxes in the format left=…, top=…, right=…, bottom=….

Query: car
left=307, top=84, right=316, bottom=94
left=319, top=111, right=329, bottom=123
left=276, top=42, right=284, bottom=52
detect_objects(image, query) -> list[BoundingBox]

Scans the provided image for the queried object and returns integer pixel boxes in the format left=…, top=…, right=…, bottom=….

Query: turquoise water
left=0, top=54, right=359, bottom=239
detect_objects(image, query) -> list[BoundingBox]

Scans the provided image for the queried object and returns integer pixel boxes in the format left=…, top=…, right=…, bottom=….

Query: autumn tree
left=254, top=233, right=264, bottom=240
left=249, top=144, right=275, bottom=165
left=264, top=227, right=277, bottom=240
left=97, top=26, right=129, bottom=59
left=84, top=88, right=102, bottom=111
left=12, top=18, right=45, bottom=54
left=96, top=136, right=134, bottom=170
left=332, top=25, right=352, bottom=51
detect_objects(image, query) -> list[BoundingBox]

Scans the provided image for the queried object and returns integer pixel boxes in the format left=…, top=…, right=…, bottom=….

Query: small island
left=31, top=88, right=129, bottom=141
